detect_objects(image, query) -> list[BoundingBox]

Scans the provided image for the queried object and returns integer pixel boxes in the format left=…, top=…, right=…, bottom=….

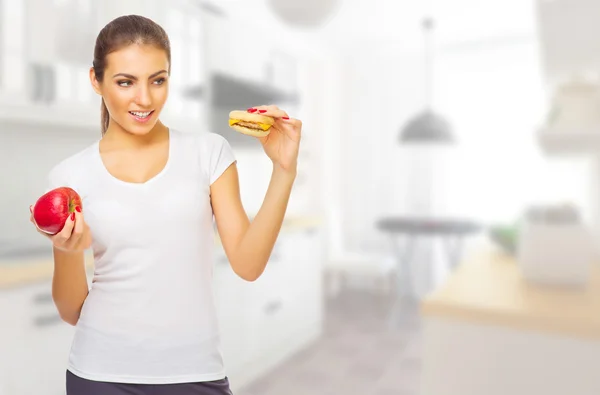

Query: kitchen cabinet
left=25, top=0, right=59, bottom=64
left=247, top=228, right=323, bottom=357
left=202, top=9, right=299, bottom=96
left=203, top=13, right=257, bottom=82
left=244, top=250, right=291, bottom=361
left=0, top=280, right=75, bottom=395
left=0, top=0, right=27, bottom=97
left=0, top=0, right=99, bottom=130
left=421, top=250, right=600, bottom=395
left=213, top=258, right=253, bottom=373
left=213, top=226, right=324, bottom=391
left=26, top=0, right=98, bottom=108
left=266, top=50, right=300, bottom=97
left=0, top=0, right=207, bottom=133
left=283, top=229, right=323, bottom=324
left=150, top=0, right=207, bottom=125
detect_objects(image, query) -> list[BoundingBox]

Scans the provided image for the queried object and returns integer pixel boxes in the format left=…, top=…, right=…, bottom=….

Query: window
left=434, top=38, right=592, bottom=223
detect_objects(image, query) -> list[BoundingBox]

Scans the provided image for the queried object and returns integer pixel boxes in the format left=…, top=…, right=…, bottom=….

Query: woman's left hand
left=247, top=105, right=302, bottom=174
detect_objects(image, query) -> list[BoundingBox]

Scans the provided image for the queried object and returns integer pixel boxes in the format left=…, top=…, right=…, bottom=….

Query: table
left=375, top=216, right=481, bottom=327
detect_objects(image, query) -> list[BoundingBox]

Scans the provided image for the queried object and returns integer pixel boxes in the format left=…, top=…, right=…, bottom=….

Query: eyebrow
left=112, top=70, right=168, bottom=80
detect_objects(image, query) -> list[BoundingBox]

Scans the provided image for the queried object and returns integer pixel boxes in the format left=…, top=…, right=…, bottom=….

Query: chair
left=323, top=206, right=396, bottom=297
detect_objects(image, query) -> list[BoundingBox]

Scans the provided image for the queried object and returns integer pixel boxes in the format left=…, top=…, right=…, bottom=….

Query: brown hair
left=92, top=15, right=171, bottom=136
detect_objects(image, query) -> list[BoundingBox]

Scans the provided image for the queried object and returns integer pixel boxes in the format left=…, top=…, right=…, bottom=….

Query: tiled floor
left=237, top=290, right=423, bottom=395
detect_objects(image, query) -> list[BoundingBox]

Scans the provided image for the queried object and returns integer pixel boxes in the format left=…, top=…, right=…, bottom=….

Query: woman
left=28, top=14, right=301, bottom=395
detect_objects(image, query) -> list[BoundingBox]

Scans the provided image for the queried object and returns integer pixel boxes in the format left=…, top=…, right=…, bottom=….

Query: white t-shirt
left=46, top=129, right=237, bottom=384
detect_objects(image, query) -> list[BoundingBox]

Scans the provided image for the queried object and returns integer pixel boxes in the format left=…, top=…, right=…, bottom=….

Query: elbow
left=236, top=270, right=262, bottom=282
left=53, top=298, right=84, bottom=326
left=240, top=273, right=261, bottom=282
left=63, top=316, right=79, bottom=326
left=52, top=290, right=88, bottom=326
left=58, top=310, right=80, bottom=326
left=232, top=261, right=265, bottom=282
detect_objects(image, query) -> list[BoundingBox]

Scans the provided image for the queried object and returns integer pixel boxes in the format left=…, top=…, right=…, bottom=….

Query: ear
left=89, top=67, right=102, bottom=95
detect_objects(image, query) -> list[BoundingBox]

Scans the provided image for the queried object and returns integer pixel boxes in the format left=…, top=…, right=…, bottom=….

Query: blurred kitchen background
left=2, top=0, right=600, bottom=394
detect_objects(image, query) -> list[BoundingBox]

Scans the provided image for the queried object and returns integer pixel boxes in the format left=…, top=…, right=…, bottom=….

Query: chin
left=118, top=111, right=162, bottom=135
left=126, top=123, right=157, bottom=135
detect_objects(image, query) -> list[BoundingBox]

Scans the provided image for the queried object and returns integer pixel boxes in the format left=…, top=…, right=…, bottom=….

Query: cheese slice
left=229, top=119, right=272, bottom=131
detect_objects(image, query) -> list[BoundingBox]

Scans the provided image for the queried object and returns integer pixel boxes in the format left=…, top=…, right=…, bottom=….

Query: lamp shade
left=399, top=110, right=455, bottom=144
left=266, top=0, right=341, bottom=27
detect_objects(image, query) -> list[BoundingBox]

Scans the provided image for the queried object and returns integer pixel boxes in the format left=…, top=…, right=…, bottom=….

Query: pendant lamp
left=399, top=17, right=455, bottom=144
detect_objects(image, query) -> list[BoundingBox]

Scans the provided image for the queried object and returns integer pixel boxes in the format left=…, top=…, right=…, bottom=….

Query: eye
left=117, top=80, right=132, bottom=87
left=153, top=78, right=166, bottom=85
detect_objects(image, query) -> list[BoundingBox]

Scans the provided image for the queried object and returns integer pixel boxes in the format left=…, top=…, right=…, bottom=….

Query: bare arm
left=31, top=206, right=92, bottom=325
left=211, top=104, right=301, bottom=281
left=211, top=163, right=295, bottom=281
left=52, top=248, right=89, bottom=325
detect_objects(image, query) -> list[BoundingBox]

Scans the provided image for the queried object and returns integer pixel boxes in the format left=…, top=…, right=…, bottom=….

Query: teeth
left=130, top=111, right=151, bottom=117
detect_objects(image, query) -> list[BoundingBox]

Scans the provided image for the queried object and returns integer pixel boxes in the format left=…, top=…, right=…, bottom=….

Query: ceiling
left=214, top=0, right=536, bottom=49
left=212, top=0, right=600, bottom=82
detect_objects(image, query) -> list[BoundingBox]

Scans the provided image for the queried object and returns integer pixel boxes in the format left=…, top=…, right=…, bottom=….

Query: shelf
left=538, top=125, right=600, bottom=156
left=0, top=96, right=99, bottom=132
left=0, top=95, right=206, bottom=135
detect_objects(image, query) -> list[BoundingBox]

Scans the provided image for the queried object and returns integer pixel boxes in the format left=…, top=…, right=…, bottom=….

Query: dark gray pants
left=66, top=370, right=233, bottom=395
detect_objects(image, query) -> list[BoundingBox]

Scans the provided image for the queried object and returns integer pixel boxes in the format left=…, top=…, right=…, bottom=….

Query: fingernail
left=259, top=110, right=267, bottom=113
left=71, top=213, right=75, bottom=221
left=282, top=116, right=289, bottom=120
left=247, top=108, right=257, bottom=113
left=75, top=206, right=82, bottom=213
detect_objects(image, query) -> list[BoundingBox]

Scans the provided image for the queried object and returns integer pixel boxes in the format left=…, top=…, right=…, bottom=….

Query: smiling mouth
left=129, top=110, right=154, bottom=119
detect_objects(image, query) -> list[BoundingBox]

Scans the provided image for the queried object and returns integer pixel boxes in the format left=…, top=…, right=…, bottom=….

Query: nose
left=134, top=84, right=152, bottom=107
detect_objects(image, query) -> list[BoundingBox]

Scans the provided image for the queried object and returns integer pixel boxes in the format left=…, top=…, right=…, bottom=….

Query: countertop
left=421, top=249, right=600, bottom=340
left=0, top=251, right=95, bottom=290
left=0, top=215, right=322, bottom=290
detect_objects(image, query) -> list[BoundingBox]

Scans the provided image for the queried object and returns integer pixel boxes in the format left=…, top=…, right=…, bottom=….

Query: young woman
left=28, top=14, right=301, bottom=395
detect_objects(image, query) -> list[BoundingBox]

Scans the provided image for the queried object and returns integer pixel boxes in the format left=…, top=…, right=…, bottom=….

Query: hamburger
left=228, top=110, right=275, bottom=137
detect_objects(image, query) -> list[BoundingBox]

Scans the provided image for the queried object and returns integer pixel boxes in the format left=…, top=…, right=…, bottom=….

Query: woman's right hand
left=29, top=206, right=92, bottom=252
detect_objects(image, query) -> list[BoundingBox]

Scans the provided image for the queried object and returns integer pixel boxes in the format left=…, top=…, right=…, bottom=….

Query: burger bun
left=228, top=110, right=275, bottom=137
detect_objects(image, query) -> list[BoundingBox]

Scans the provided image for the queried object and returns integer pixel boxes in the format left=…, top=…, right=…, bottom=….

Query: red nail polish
left=259, top=110, right=267, bottom=113
left=247, top=108, right=257, bottom=113
left=282, top=116, right=289, bottom=120
left=71, top=213, right=75, bottom=221
left=76, top=206, right=82, bottom=213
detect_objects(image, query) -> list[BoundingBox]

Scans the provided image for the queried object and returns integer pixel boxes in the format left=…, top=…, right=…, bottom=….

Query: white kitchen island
left=419, top=249, right=600, bottom=395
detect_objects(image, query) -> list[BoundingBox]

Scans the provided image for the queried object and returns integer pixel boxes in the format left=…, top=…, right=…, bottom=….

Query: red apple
left=33, top=187, right=82, bottom=235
